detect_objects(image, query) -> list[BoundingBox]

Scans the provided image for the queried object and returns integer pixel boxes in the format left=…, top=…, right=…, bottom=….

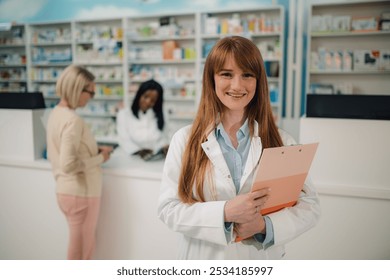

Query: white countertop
left=102, top=148, right=164, bottom=180
left=0, top=148, right=164, bottom=180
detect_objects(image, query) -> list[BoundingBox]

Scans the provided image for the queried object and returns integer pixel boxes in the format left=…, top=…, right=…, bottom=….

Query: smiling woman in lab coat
left=158, top=36, right=320, bottom=260
left=116, top=79, right=169, bottom=159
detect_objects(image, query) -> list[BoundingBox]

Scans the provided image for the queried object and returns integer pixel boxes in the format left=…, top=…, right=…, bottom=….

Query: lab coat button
left=227, top=175, right=231, bottom=178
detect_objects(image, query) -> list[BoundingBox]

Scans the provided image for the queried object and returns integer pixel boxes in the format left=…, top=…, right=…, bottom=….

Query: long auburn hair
left=178, top=36, right=283, bottom=204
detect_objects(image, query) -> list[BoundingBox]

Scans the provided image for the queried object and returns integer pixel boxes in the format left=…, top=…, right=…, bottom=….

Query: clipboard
left=252, top=142, right=319, bottom=215
left=235, top=142, right=318, bottom=242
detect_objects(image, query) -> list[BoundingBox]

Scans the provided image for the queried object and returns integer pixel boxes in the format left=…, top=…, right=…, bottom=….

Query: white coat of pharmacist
left=158, top=125, right=320, bottom=259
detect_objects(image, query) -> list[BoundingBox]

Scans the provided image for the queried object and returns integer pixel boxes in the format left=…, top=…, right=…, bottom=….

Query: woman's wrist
left=224, top=200, right=233, bottom=222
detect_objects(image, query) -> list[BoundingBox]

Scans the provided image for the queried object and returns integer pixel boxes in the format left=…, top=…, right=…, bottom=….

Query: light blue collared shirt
left=215, top=121, right=250, bottom=193
left=216, top=120, right=274, bottom=248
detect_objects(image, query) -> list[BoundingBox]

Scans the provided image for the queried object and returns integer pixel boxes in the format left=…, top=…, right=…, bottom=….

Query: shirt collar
left=215, top=118, right=249, bottom=140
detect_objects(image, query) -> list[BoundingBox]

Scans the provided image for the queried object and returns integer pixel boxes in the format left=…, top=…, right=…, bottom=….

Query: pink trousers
left=57, top=194, right=101, bottom=260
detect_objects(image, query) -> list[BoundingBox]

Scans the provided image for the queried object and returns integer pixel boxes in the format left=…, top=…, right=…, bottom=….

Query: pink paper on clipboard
left=253, top=142, right=319, bottom=215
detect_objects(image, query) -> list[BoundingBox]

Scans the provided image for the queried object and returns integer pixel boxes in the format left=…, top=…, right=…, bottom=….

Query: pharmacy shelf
left=311, top=30, right=390, bottom=37
left=307, top=0, right=390, bottom=95
left=310, top=70, right=390, bottom=75
left=0, top=24, right=27, bottom=92
left=3, top=6, right=288, bottom=141
left=26, top=21, right=72, bottom=104
left=72, top=18, right=125, bottom=141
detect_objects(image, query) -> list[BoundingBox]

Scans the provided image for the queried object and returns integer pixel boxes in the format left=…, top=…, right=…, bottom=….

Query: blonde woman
left=46, top=65, right=112, bottom=259
left=158, top=36, right=320, bottom=259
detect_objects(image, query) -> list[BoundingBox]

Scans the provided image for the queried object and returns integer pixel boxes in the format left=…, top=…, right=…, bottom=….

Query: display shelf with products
left=27, top=21, right=73, bottom=105
left=5, top=7, right=288, bottom=142
left=0, top=23, right=28, bottom=92
left=73, top=18, right=126, bottom=144
left=126, top=13, right=197, bottom=135
left=162, top=81, right=197, bottom=136
left=200, top=6, right=285, bottom=125
left=307, top=0, right=390, bottom=96
left=74, top=18, right=124, bottom=64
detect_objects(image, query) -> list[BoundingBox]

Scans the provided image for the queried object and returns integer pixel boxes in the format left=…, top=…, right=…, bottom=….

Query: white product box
left=351, top=16, right=378, bottom=31
left=310, top=52, right=320, bottom=70
left=332, top=15, right=351, bottom=31
left=379, top=49, right=390, bottom=70
left=381, top=21, right=390, bottom=30
left=205, top=17, right=218, bottom=34
left=342, top=50, right=353, bottom=71
left=353, top=50, right=380, bottom=71
left=311, top=15, right=323, bottom=32
left=334, top=83, right=353, bottom=94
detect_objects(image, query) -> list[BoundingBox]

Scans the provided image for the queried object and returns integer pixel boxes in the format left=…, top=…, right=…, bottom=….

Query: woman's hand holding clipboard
left=235, top=142, right=319, bottom=242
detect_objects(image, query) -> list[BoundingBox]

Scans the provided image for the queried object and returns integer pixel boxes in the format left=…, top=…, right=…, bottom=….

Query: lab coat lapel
left=239, top=123, right=263, bottom=193
left=201, top=130, right=236, bottom=192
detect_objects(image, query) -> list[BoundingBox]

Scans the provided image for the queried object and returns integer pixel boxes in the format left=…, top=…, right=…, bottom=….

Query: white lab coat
left=116, top=108, right=169, bottom=154
left=158, top=122, right=320, bottom=259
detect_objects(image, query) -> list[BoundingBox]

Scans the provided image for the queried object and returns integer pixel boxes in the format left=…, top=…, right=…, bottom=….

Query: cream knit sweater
left=46, top=106, right=104, bottom=197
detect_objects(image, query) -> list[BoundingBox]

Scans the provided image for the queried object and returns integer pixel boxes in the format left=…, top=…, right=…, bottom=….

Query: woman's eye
left=243, top=73, right=255, bottom=78
left=220, top=72, right=232, bottom=77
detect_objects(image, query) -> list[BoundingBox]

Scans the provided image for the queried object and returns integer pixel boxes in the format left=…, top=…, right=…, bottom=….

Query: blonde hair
left=56, top=64, right=95, bottom=109
left=178, top=36, right=283, bottom=204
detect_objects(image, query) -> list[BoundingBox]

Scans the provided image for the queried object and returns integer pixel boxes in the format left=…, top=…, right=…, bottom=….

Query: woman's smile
left=225, top=92, right=248, bottom=98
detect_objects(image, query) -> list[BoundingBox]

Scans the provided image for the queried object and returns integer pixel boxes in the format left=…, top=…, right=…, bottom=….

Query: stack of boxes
left=311, top=12, right=390, bottom=73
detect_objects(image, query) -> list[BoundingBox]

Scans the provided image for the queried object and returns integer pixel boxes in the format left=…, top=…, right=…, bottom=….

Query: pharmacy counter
left=0, top=149, right=163, bottom=179
left=0, top=149, right=179, bottom=260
